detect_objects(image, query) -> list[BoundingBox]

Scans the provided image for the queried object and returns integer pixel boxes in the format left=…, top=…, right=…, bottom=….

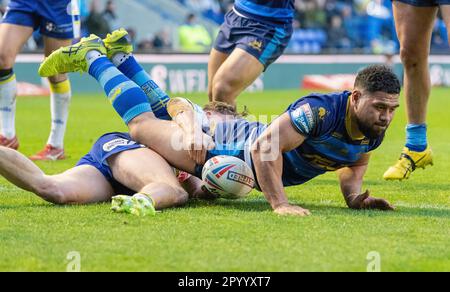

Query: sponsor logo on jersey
left=292, top=103, right=314, bottom=135
left=103, top=138, right=137, bottom=152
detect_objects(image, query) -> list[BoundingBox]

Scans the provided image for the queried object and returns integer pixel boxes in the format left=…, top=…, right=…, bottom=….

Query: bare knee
left=34, top=178, right=67, bottom=205
left=212, top=79, right=236, bottom=104
left=399, top=46, right=427, bottom=71
left=128, top=112, right=155, bottom=142
left=173, top=187, right=189, bottom=206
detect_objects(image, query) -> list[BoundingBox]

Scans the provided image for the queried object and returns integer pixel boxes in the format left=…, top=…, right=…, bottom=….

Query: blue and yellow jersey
left=282, top=91, right=384, bottom=186
left=203, top=91, right=384, bottom=187
left=234, top=0, right=295, bottom=24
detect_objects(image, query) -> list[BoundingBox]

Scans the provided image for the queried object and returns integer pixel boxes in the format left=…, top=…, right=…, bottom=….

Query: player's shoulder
left=288, top=91, right=350, bottom=119
left=286, top=91, right=351, bottom=137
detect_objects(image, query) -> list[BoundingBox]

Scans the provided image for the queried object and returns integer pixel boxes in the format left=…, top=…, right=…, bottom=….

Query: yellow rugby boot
left=39, top=34, right=106, bottom=77
left=383, top=146, right=433, bottom=181
left=103, top=28, right=134, bottom=59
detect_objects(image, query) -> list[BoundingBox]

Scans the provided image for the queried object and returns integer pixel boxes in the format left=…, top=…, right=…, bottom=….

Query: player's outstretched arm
left=251, top=113, right=311, bottom=217
left=337, top=154, right=395, bottom=211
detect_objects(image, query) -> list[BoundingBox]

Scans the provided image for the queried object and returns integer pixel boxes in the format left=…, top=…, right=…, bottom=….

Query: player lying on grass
left=39, top=30, right=400, bottom=217
left=0, top=132, right=211, bottom=215
left=0, top=31, right=212, bottom=215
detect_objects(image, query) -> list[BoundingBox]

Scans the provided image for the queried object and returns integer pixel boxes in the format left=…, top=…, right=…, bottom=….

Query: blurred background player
left=383, top=0, right=450, bottom=180
left=0, top=0, right=80, bottom=160
left=208, top=0, right=295, bottom=107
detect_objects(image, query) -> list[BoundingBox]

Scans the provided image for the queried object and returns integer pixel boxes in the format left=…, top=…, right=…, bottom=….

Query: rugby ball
left=202, top=155, right=255, bottom=200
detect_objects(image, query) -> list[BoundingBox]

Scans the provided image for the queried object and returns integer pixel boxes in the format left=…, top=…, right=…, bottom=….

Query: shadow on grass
left=185, top=198, right=450, bottom=219
left=2, top=198, right=449, bottom=220
left=305, top=178, right=450, bottom=191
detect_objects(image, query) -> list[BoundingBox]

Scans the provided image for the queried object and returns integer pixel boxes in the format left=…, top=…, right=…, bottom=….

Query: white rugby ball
left=202, top=155, right=255, bottom=200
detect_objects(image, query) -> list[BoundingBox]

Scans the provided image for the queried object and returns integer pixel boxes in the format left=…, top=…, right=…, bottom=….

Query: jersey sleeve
left=287, top=96, right=335, bottom=138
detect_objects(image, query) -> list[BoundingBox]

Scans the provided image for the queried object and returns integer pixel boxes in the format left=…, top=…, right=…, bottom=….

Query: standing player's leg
left=30, top=37, right=73, bottom=161
left=208, top=9, right=292, bottom=107
left=210, top=48, right=264, bottom=106
left=207, top=48, right=229, bottom=102
left=108, top=147, right=189, bottom=216
left=384, top=1, right=437, bottom=180
left=0, top=23, right=34, bottom=149
left=30, top=0, right=81, bottom=160
left=0, top=146, right=114, bottom=204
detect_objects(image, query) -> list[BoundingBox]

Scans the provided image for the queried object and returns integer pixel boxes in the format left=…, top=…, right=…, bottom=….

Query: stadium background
left=0, top=0, right=449, bottom=272
left=4, top=0, right=450, bottom=93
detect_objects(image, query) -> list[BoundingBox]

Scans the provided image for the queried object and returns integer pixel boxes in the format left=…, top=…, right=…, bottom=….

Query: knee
left=128, top=121, right=143, bottom=142
left=212, top=78, right=235, bottom=103
left=128, top=113, right=154, bottom=142
left=173, top=187, right=189, bottom=206
left=399, top=46, right=425, bottom=70
left=34, top=179, right=67, bottom=205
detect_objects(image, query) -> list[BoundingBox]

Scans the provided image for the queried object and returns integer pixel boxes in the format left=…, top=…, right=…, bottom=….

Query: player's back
left=233, top=0, right=295, bottom=24
left=211, top=117, right=267, bottom=166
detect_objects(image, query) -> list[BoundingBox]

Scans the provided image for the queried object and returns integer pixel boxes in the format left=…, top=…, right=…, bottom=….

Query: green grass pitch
left=0, top=89, right=449, bottom=272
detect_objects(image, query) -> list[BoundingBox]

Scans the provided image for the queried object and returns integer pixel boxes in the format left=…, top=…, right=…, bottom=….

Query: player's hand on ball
left=186, top=130, right=215, bottom=165
left=347, top=190, right=395, bottom=211
left=274, top=204, right=311, bottom=217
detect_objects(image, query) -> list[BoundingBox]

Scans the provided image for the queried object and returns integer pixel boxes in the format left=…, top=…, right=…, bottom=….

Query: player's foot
left=0, top=135, right=19, bottom=150
left=103, top=28, right=133, bottom=59
left=111, top=194, right=156, bottom=217
left=383, top=146, right=434, bottom=181
left=38, top=34, right=107, bottom=77
left=30, top=144, right=65, bottom=161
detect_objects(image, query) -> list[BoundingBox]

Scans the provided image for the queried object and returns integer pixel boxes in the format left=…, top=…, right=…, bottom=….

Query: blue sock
left=117, top=56, right=171, bottom=120
left=405, top=124, right=427, bottom=152
left=88, top=56, right=152, bottom=124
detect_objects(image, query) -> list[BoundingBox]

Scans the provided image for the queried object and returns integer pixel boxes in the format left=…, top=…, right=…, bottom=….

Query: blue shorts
left=1, top=0, right=81, bottom=39
left=214, top=9, right=293, bottom=70
left=393, top=0, right=450, bottom=6
left=77, top=132, right=146, bottom=196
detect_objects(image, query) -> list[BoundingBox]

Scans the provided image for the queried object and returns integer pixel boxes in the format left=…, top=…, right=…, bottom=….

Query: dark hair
left=354, top=65, right=401, bottom=95
left=203, top=102, right=248, bottom=118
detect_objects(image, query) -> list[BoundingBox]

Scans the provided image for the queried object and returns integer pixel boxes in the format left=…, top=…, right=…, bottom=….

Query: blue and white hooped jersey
left=234, top=0, right=296, bottom=23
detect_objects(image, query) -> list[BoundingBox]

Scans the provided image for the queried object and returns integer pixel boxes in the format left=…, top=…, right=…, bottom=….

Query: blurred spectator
left=5, top=0, right=449, bottom=54
left=138, top=34, right=154, bottom=52
left=85, top=0, right=110, bottom=38
left=287, top=19, right=327, bottom=54
left=153, top=28, right=173, bottom=52
left=431, top=18, right=450, bottom=53
left=0, top=0, right=8, bottom=17
left=326, top=15, right=351, bottom=52
left=184, top=0, right=224, bottom=23
left=178, top=13, right=212, bottom=53
left=126, top=27, right=138, bottom=49
left=103, top=0, right=121, bottom=31
left=79, top=0, right=90, bottom=37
